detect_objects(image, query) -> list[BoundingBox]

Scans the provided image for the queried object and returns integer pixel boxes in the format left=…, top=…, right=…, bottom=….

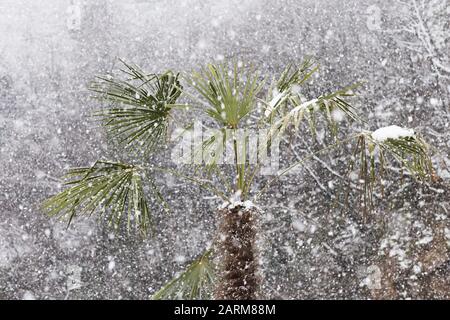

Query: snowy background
left=0, top=0, right=449, bottom=299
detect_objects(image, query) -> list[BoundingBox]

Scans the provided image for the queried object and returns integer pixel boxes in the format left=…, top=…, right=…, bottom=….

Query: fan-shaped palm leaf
left=90, top=60, right=183, bottom=153
left=188, top=61, right=265, bottom=128
left=42, top=160, right=157, bottom=234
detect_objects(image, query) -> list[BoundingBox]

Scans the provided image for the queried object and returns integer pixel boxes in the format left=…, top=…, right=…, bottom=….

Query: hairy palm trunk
left=214, top=205, right=259, bottom=300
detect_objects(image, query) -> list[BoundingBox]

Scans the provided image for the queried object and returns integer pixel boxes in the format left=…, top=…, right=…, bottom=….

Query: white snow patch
left=331, top=108, right=346, bottom=122
left=416, top=96, right=424, bottom=104
left=264, top=213, right=274, bottom=222
left=197, top=39, right=208, bottom=50
left=108, top=260, right=116, bottom=272
left=292, top=98, right=318, bottom=113
left=429, top=97, right=439, bottom=106
left=22, top=291, right=36, bottom=300
left=292, top=219, right=306, bottom=232
left=349, top=171, right=359, bottom=181
left=220, top=200, right=255, bottom=210
left=174, top=255, right=186, bottom=263
left=291, top=84, right=301, bottom=94
left=261, top=44, right=270, bottom=53
left=220, top=191, right=256, bottom=211
left=371, top=125, right=415, bottom=142
left=417, top=235, right=433, bottom=245
left=284, top=245, right=294, bottom=256
left=265, top=89, right=286, bottom=117
left=445, top=228, right=450, bottom=246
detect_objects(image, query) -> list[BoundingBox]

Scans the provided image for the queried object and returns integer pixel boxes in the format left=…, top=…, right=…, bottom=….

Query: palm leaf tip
left=41, top=160, right=154, bottom=234
left=276, top=57, right=318, bottom=92
left=152, top=250, right=215, bottom=300
left=90, top=60, right=183, bottom=153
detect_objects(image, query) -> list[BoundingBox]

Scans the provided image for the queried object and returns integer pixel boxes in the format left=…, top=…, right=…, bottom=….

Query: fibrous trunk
left=214, top=205, right=259, bottom=300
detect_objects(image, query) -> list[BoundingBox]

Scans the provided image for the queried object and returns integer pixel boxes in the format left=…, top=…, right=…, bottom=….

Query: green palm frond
left=265, top=83, right=361, bottom=141
left=277, top=57, right=318, bottom=90
left=152, top=250, right=215, bottom=300
left=42, top=160, right=157, bottom=234
left=347, top=128, right=433, bottom=214
left=261, top=58, right=362, bottom=142
left=188, top=61, right=265, bottom=128
left=90, top=60, right=183, bottom=153
left=276, top=57, right=318, bottom=92
left=364, top=128, right=433, bottom=179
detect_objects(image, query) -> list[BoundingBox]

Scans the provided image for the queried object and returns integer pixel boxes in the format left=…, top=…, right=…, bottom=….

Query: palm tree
left=42, top=58, right=434, bottom=300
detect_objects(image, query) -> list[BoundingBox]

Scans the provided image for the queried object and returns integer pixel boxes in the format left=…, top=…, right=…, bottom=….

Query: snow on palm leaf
left=263, top=58, right=318, bottom=119
left=371, top=125, right=415, bottom=142
left=262, top=59, right=362, bottom=142
left=266, top=88, right=360, bottom=142
left=345, top=126, right=433, bottom=215
left=365, top=125, right=432, bottom=180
